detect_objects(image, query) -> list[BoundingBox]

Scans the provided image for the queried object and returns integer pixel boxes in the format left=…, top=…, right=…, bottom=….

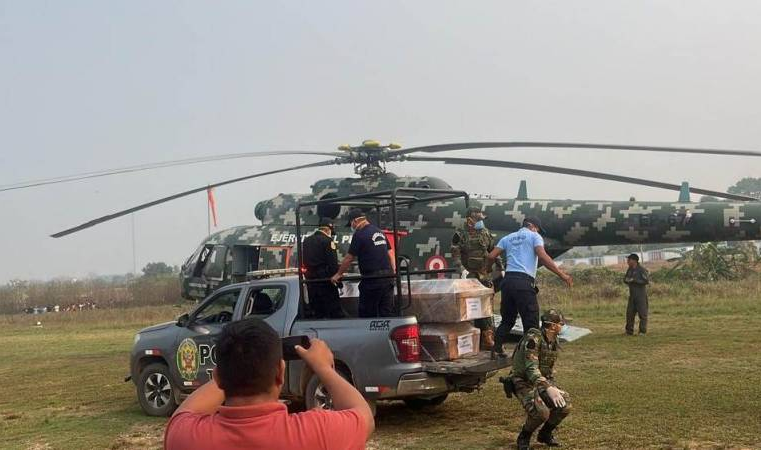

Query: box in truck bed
left=340, top=278, right=494, bottom=323
left=420, top=323, right=481, bottom=361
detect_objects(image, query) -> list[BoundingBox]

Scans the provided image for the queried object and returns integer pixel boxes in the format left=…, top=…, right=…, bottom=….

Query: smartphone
left=282, top=335, right=311, bottom=361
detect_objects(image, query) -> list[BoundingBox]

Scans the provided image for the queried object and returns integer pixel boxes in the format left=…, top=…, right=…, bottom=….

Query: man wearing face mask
left=331, top=209, right=396, bottom=317
left=303, top=218, right=346, bottom=319
left=500, top=309, right=572, bottom=450
left=450, top=206, right=503, bottom=349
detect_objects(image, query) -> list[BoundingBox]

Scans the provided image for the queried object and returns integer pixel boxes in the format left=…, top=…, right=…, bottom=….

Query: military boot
left=537, top=423, right=561, bottom=447
left=490, top=334, right=506, bottom=359
left=516, top=427, right=533, bottom=450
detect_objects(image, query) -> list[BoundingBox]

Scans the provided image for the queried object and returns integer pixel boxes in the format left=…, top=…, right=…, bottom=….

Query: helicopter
left=47, top=140, right=761, bottom=301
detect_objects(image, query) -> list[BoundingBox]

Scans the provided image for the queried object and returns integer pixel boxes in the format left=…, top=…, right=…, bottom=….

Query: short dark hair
left=215, top=318, right=282, bottom=397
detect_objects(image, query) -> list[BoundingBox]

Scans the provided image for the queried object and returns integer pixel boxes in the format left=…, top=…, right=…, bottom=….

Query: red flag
left=207, top=187, right=218, bottom=227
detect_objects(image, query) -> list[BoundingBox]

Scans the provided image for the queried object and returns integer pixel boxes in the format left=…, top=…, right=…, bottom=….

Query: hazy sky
left=2, top=1, right=760, bottom=282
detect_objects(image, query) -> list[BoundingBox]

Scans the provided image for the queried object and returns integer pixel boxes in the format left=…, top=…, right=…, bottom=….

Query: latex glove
left=545, top=386, right=566, bottom=408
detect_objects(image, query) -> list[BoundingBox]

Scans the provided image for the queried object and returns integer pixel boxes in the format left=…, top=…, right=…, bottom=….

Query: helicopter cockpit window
left=243, top=286, right=285, bottom=318
left=193, top=289, right=240, bottom=325
left=203, top=245, right=227, bottom=281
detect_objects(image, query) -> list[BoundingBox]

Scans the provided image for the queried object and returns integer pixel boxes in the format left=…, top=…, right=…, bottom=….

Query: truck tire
left=137, top=362, right=178, bottom=417
left=304, top=371, right=377, bottom=417
left=403, top=394, right=448, bottom=409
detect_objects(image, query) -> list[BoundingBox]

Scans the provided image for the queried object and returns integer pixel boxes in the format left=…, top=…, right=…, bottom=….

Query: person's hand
left=295, top=338, right=335, bottom=374
left=330, top=274, right=341, bottom=285
left=545, top=386, right=566, bottom=408
left=561, top=273, right=573, bottom=288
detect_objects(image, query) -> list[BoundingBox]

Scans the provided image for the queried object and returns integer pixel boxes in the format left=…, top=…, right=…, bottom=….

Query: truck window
left=193, top=289, right=240, bottom=324
left=243, top=286, right=285, bottom=318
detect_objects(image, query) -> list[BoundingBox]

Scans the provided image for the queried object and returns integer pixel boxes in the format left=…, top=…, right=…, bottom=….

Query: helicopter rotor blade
left=50, top=159, right=338, bottom=238
left=3, top=150, right=343, bottom=193
left=391, top=141, right=761, bottom=158
left=405, top=156, right=757, bottom=201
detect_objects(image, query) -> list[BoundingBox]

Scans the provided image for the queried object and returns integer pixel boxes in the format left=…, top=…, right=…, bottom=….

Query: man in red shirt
left=164, top=318, right=374, bottom=450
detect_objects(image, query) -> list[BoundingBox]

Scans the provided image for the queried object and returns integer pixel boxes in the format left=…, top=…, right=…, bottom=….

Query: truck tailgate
left=423, top=351, right=509, bottom=375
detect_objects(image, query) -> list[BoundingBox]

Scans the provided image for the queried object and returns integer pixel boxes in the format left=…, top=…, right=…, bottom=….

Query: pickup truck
left=129, top=275, right=508, bottom=416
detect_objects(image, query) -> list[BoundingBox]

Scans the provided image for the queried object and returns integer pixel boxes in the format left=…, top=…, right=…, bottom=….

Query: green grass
left=1, top=277, right=760, bottom=449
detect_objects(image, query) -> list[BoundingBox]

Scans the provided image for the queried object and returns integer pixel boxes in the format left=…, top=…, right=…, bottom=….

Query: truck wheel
left=403, top=394, right=448, bottom=409
left=137, top=362, right=178, bottom=417
left=304, top=372, right=377, bottom=417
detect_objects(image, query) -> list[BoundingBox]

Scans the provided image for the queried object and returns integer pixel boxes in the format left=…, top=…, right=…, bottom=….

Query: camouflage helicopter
left=50, top=140, right=761, bottom=301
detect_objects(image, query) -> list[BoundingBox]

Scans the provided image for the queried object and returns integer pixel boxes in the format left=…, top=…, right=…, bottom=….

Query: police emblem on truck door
left=177, top=338, right=200, bottom=381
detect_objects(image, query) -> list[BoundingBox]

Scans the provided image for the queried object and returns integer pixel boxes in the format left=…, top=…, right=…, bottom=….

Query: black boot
left=491, top=334, right=506, bottom=359
left=537, top=423, right=561, bottom=447
left=516, top=427, right=533, bottom=450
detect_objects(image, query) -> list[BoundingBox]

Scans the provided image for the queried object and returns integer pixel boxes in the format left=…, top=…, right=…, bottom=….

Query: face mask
left=474, top=220, right=485, bottom=230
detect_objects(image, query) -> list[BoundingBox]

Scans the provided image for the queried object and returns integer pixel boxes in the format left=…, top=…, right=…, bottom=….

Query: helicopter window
left=193, top=289, right=240, bottom=325
left=203, top=245, right=228, bottom=281
left=192, top=245, right=213, bottom=277
left=317, top=193, right=340, bottom=219
left=243, top=286, right=285, bottom=318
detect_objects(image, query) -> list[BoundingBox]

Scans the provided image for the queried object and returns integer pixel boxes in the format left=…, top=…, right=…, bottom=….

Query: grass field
left=0, top=275, right=759, bottom=450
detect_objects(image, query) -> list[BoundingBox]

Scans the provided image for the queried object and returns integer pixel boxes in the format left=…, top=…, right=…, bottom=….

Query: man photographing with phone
left=164, top=318, right=374, bottom=449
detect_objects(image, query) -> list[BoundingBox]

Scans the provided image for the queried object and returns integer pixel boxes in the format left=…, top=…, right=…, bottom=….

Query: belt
left=504, top=271, right=535, bottom=282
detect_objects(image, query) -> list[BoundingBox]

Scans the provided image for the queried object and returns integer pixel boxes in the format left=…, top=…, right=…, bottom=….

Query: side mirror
left=176, top=313, right=190, bottom=327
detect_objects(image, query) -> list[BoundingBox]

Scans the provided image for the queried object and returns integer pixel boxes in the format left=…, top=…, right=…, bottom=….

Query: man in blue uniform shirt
left=331, top=209, right=397, bottom=317
left=487, top=217, right=573, bottom=356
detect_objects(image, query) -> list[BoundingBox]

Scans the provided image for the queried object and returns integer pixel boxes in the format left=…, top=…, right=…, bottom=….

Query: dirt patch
left=111, top=423, right=164, bottom=450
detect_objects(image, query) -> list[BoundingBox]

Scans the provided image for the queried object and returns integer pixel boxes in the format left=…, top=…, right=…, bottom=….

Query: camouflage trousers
left=512, top=377, right=572, bottom=432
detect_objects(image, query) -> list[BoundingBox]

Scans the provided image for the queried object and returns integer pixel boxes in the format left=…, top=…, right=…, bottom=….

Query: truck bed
left=422, top=351, right=510, bottom=375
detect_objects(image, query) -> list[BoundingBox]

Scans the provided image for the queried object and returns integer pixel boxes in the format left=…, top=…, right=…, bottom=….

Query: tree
left=142, top=262, right=174, bottom=277
left=728, top=177, right=761, bottom=199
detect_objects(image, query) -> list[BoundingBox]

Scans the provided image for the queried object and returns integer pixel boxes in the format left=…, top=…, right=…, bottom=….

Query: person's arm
left=171, top=377, right=225, bottom=417
left=387, top=249, right=396, bottom=272
left=486, top=247, right=503, bottom=269
left=451, top=233, right=464, bottom=271
left=296, top=339, right=375, bottom=438
left=331, top=253, right=355, bottom=284
left=535, top=246, right=572, bottom=288
left=634, top=267, right=650, bottom=285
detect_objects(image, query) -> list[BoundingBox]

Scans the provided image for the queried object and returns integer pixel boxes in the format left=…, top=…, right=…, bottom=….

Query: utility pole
left=207, top=185, right=211, bottom=236
left=131, top=213, right=137, bottom=275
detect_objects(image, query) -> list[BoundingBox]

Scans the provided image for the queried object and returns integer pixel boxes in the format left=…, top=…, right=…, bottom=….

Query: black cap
left=318, top=217, right=334, bottom=228
left=346, top=208, right=366, bottom=226
left=522, top=216, right=545, bottom=234
left=627, top=253, right=640, bottom=262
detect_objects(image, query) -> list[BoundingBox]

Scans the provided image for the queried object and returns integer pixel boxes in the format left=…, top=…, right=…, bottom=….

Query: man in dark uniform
left=302, top=218, right=346, bottom=319
left=500, top=309, right=572, bottom=450
left=451, top=206, right=503, bottom=349
left=624, top=253, right=649, bottom=335
left=331, top=209, right=396, bottom=318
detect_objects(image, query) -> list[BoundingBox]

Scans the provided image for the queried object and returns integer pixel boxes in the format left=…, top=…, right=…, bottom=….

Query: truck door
left=171, top=287, right=242, bottom=389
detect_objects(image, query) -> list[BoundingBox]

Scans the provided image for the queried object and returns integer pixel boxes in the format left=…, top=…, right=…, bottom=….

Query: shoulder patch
left=525, top=339, right=537, bottom=350
left=330, top=241, right=337, bottom=250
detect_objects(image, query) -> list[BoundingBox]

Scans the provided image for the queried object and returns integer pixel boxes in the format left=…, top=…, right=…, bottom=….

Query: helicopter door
left=231, top=245, right=260, bottom=282
left=202, top=245, right=228, bottom=293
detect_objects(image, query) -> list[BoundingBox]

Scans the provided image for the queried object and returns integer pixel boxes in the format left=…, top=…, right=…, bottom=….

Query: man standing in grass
left=624, top=253, right=649, bottom=335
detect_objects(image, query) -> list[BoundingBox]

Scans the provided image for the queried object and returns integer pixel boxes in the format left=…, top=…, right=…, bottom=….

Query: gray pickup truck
left=129, top=275, right=507, bottom=416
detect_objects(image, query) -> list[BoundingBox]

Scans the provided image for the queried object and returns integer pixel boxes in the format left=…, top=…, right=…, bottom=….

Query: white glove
left=545, top=386, right=566, bottom=408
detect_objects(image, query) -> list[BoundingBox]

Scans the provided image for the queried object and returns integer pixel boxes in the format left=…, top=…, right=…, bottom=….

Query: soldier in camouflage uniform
left=624, top=253, right=649, bottom=335
left=451, top=206, right=503, bottom=349
left=501, top=309, right=571, bottom=450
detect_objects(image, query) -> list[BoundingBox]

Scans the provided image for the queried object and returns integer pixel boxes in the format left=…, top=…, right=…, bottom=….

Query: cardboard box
left=339, top=278, right=494, bottom=322
left=420, top=323, right=481, bottom=361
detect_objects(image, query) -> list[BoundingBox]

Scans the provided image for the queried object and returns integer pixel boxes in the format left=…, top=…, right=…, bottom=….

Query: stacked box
left=419, top=323, right=481, bottom=361
left=340, top=279, right=493, bottom=323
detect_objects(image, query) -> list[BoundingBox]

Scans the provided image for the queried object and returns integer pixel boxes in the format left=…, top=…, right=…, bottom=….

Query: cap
left=522, top=216, right=545, bottom=234
left=346, top=208, right=366, bottom=226
left=627, top=253, right=640, bottom=262
left=318, top=217, right=334, bottom=228
left=541, top=309, right=565, bottom=326
left=466, top=206, right=485, bottom=219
